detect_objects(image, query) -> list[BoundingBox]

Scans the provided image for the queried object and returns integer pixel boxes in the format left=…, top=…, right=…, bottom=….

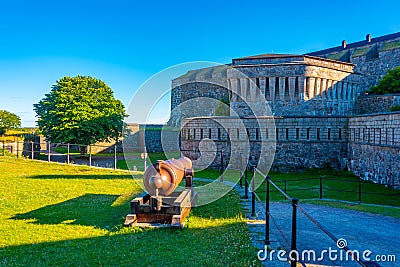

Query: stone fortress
left=169, top=32, right=400, bottom=187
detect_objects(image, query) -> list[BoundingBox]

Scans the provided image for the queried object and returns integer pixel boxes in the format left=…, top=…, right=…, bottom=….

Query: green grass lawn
left=0, top=157, right=259, bottom=266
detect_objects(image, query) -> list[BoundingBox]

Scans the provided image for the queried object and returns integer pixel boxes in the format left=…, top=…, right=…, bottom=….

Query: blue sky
left=1, top=0, right=399, bottom=126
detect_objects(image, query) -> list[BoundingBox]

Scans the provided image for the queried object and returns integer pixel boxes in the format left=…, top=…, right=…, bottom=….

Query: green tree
left=369, top=66, right=400, bottom=94
left=0, top=110, right=21, bottom=136
left=34, top=76, right=126, bottom=149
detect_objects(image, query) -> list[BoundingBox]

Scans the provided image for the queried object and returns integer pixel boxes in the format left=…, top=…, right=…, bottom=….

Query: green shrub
left=391, top=105, right=400, bottom=112
left=369, top=67, right=400, bottom=94
left=215, top=97, right=230, bottom=116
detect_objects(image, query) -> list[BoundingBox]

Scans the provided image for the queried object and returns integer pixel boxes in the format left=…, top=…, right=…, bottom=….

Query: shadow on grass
left=191, top=189, right=244, bottom=219
left=10, top=189, right=242, bottom=226
left=10, top=194, right=130, bottom=229
left=0, top=220, right=257, bottom=266
left=3, top=190, right=257, bottom=266
left=28, top=174, right=134, bottom=179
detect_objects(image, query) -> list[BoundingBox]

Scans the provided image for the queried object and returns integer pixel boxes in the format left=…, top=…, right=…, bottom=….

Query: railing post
left=284, top=179, right=287, bottom=199
left=47, top=142, right=51, bottom=162
left=114, top=144, right=117, bottom=170
left=290, top=198, right=298, bottom=267
left=251, top=166, right=255, bottom=216
left=220, top=150, right=224, bottom=182
left=358, top=179, right=362, bottom=203
left=244, top=166, right=249, bottom=199
left=67, top=143, right=70, bottom=164
left=143, top=146, right=147, bottom=171
left=319, top=176, right=323, bottom=199
left=16, top=139, right=19, bottom=158
left=31, top=141, right=34, bottom=160
left=265, top=176, right=270, bottom=245
left=89, top=145, right=92, bottom=167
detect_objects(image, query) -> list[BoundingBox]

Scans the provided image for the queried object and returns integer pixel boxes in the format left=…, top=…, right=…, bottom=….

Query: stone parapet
left=348, top=112, right=400, bottom=187
left=181, top=116, right=348, bottom=171
left=354, top=94, right=400, bottom=115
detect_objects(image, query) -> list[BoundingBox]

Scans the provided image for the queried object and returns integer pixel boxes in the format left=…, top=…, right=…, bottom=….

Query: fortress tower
left=228, top=54, right=361, bottom=117
left=169, top=32, right=400, bottom=186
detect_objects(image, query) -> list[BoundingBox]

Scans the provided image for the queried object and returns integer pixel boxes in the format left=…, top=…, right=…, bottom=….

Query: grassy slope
left=0, top=157, right=258, bottom=266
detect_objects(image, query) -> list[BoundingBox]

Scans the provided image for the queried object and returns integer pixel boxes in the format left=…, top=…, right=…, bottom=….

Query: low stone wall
left=273, top=116, right=348, bottom=171
left=144, top=128, right=180, bottom=153
left=180, top=116, right=349, bottom=171
left=273, top=141, right=347, bottom=172
left=22, top=136, right=41, bottom=159
left=349, top=144, right=400, bottom=187
left=354, top=94, right=400, bottom=115
left=2, top=141, right=24, bottom=156
left=122, top=125, right=180, bottom=153
left=348, top=112, right=400, bottom=187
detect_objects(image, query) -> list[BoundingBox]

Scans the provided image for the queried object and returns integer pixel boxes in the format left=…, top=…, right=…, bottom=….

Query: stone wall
left=273, top=116, right=348, bottom=171
left=354, top=94, right=400, bottom=115
left=180, top=116, right=348, bottom=171
left=168, top=66, right=229, bottom=126
left=122, top=124, right=180, bottom=153
left=143, top=128, right=180, bottom=153
left=351, top=47, right=400, bottom=90
left=21, top=135, right=40, bottom=159
left=311, top=38, right=400, bottom=91
left=3, top=141, right=24, bottom=156
left=348, top=113, right=400, bottom=187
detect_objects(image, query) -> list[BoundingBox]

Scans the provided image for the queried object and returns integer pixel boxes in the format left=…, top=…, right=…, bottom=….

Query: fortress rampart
left=169, top=32, right=400, bottom=186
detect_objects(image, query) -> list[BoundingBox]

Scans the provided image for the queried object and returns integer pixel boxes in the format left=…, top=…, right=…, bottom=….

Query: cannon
left=124, top=157, right=197, bottom=228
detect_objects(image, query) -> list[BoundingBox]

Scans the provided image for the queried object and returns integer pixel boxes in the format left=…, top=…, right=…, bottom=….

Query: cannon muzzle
left=143, top=157, right=193, bottom=196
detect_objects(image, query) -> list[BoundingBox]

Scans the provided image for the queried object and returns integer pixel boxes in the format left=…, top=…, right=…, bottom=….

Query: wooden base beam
left=124, top=189, right=197, bottom=228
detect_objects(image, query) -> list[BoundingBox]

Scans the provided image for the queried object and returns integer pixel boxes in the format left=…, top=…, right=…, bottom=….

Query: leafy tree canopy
left=34, top=76, right=126, bottom=145
left=369, top=67, right=400, bottom=94
left=0, top=110, right=21, bottom=136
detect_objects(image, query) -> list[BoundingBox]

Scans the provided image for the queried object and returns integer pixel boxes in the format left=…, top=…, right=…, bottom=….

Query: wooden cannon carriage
left=124, top=157, right=197, bottom=228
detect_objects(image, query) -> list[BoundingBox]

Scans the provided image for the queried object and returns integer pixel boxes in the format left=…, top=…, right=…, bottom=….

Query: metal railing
left=276, top=176, right=400, bottom=204
left=1, top=140, right=125, bottom=170
left=238, top=165, right=372, bottom=267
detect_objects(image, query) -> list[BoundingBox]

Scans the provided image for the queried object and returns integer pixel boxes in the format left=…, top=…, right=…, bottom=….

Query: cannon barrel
left=143, top=157, right=193, bottom=196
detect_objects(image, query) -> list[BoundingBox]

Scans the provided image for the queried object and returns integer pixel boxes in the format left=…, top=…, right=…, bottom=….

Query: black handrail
left=295, top=203, right=366, bottom=266
left=251, top=167, right=367, bottom=267
left=1, top=140, right=123, bottom=170
left=259, top=175, right=400, bottom=205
